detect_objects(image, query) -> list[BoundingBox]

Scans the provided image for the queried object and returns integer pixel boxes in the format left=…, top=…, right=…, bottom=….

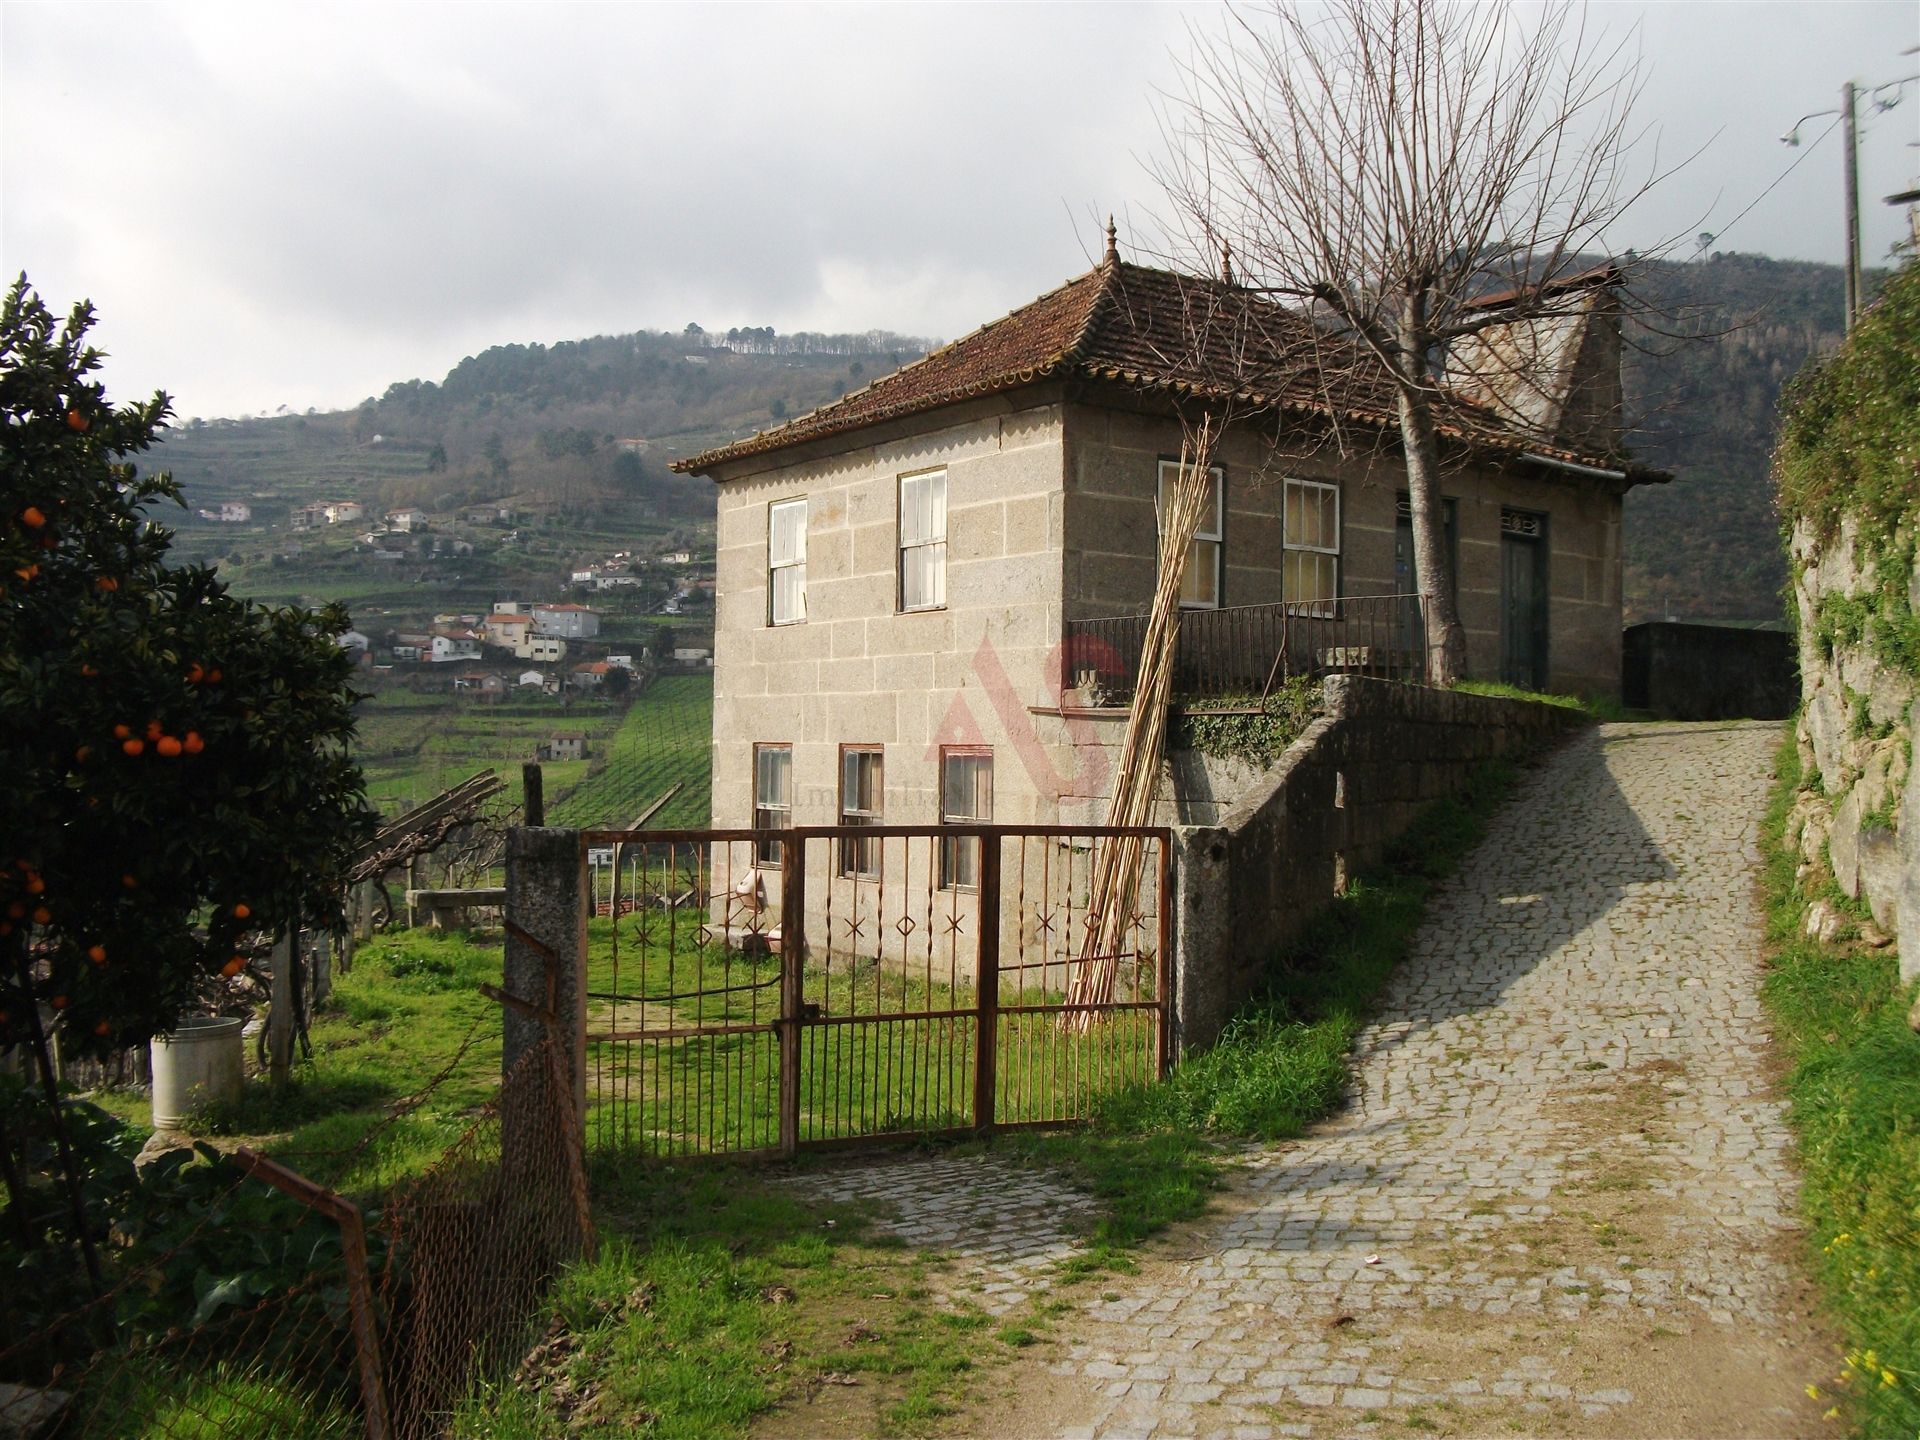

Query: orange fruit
left=32, top=906, right=51, bottom=925
left=87, top=944, right=106, bottom=964
left=156, top=736, right=183, bottom=758
left=144, top=720, right=163, bottom=741
left=232, top=903, right=251, bottom=920
left=183, top=732, right=204, bottom=754
left=93, top=1020, right=112, bottom=1036
left=20, top=506, right=45, bottom=528
left=95, top=576, right=119, bottom=591
left=121, top=738, right=144, bottom=756
left=4, top=902, right=22, bottom=919
left=121, top=873, right=138, bottom=889
left=80, top=664, right=97, bottom=677
left=206, top=668, right=222, bottom=683
left=66, top=409, right=88, bottom=433
left=50, top=994, right=68, bottom=1009
left=14, top=566, right=36, bottom=583
left=112, top=724, right=131, bottom=740
left=25, top=875, right=44, bottom=895
left=74, top=745, right=92, bottom=763
left=220, top=956, right=245, bottom=977
left=186, top=662, right=204, bottom=682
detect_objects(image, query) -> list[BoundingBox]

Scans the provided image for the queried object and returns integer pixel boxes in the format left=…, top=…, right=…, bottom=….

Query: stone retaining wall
left=1171, top=676, right=1584, bottom=1049
left=1784, top=514, right=1918, bottom=981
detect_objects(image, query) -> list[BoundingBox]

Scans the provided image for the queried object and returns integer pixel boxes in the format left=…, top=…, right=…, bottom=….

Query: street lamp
left=1782, top=73, right=1917, bottom=331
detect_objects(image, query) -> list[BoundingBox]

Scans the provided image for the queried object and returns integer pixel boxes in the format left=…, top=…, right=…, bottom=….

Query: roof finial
left=1104, top=215, right=1118, bottom=263
left=1220, top=241, right=1234, bottom=285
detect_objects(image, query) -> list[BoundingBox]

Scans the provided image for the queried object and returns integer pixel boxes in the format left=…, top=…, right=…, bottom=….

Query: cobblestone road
left=794, top=722, right=1833, bottom=1438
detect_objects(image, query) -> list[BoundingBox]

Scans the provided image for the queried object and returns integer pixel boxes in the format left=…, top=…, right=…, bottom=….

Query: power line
left=1709, top=115, right=1843, bottom=249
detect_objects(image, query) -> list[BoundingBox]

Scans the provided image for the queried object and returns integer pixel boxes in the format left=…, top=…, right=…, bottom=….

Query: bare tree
left=1153, top=0, right=1662, bottom=684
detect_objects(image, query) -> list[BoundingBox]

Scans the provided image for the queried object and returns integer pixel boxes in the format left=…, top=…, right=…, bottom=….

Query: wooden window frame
left=897, top=467, right=948, bottom=613
left=752, top=743, right=792, bottom=865
left=838, top=744, right=884, bottom=880
left=938, top=747, right=993, bottom=891
left=1157, top=458, right=1225, bottom=610
left=1282, top=476, right=1341, bottom=618
left=768, top=497, right=807, bottom=626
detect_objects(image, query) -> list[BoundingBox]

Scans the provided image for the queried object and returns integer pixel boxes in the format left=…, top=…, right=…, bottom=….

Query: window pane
left=900, top=472, right=946, bottom=546
left=902, top=541, right=946, bottom=610
left=1180, top=537, right=1220, bottom=607
left=942, top=753, right=992, bottom=823
left=770, top=500, right=806, bottom=565
left=756, top=746, right=790, bottom=805
left=771, top=562, right=806, bottom=623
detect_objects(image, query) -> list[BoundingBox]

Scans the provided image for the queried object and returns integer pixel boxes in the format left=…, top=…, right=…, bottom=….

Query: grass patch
left=1760, top=732, right=1920, bottom=1439
left=448, top=1162, right=1004, bottom=1438
left=1452, top=679, right=1636, bottom=722
left=1004, top=755, right=1530, bottom=1273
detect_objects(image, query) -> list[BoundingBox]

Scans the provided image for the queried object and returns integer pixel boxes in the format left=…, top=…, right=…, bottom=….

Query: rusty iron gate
left=578, top=825, right=1172, bottom=1159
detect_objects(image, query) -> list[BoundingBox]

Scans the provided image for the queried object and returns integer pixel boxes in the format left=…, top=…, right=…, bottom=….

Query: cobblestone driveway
left=800, top=722, right=1834, bottom=1438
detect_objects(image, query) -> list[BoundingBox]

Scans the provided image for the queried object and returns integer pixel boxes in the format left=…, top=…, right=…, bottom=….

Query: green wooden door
left=1500, top=511, right=1548, bottom=689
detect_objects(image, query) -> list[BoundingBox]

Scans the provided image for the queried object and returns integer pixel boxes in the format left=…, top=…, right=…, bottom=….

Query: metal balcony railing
left=1063, top=592, right=1428, bottom=703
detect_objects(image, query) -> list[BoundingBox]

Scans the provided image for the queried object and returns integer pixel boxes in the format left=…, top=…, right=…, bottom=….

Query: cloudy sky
left=3, top=2, right=1915, bottom=421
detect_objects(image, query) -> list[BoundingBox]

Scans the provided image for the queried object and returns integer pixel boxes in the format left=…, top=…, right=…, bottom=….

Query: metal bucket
left=149, top=1015, right=246, bottom=1129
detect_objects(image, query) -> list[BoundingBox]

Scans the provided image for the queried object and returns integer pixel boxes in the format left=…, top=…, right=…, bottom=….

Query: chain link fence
left=1, top=1028, right=588, bottom=1439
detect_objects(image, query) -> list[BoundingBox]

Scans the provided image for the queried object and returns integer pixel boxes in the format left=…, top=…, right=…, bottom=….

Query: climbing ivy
left=1775, top=257, right=1920, bottom=682
left=1169, top=677, right=1322, bottom=769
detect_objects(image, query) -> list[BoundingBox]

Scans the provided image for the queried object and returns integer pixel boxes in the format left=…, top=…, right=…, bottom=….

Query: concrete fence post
left=1170, top=825, right=1232, bottom=1056
left=502, top=826, right=588, bottom=1130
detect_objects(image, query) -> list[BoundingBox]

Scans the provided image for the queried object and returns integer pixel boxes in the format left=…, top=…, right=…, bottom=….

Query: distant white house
left=671, top=646, right=713, bottom=667
left=337, top=629, right=370, bottom=653
left=518, top=670, right=548, bottom=689
left=322, top=500, right=364, bottom=525
left=527, top=635, right=567, bottom=663
left=532, top=603, right=601, bottom=640
left=386, top=507, right=427, bottom=532
left=196, top=501, right=252, bottom=523
left=606, top=654, right=635, bottom=670
left=662, top=550, right=693, bottom=565
left=429, top=635, right=480, bottom=663
left=484, top=612, right=532, bottom=651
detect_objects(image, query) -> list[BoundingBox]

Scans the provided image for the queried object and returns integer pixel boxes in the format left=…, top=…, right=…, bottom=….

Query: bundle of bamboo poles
left=1063, top=413, right=1221, bottom=1029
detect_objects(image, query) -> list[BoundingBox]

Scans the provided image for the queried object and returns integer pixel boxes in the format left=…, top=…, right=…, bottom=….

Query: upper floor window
left=899, top=469, right=947, bottom=612
left=939, top=748, right=993, bottom=891
left=1157, top=459, right=1224, bottom=609
left=768, top=497, right=807, bottom=625
left=1283, top=477, right=1339, bottom=616
left=753, top=744, right=791, bottom=865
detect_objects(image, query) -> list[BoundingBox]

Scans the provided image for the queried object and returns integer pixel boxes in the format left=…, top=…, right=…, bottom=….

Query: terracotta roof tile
left=674, top=257, right=1663, bottom=481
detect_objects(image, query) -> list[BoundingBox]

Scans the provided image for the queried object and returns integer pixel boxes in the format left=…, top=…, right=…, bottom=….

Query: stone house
left=539, top=732, right=588, bottom=762
left=674, top=245, right=1664, bottom=855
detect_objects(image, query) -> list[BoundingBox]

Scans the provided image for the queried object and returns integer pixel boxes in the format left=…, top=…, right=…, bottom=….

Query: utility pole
left=1843, top=80, right=1862, bottom=331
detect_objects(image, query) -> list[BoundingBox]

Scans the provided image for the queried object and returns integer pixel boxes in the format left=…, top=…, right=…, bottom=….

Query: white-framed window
left=1283, top=477, right=1340, bottom=616
left=753, top=744, right=791, bottom=865
left=898, top=468, right=947, bottom=612
left=768, top=497, right=807, bottom=625
left=939, top=748, right=993, bottom=891
left=1157, top=459, right=1224, bottom=609
left=839, top=746, right=883, bottom=879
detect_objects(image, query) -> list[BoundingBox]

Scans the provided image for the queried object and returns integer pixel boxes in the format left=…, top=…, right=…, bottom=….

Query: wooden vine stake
left=1063, top=411, right=1221, bottom=1029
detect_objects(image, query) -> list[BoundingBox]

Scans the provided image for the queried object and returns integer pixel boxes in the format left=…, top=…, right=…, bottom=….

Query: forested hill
left=150, top=255, right=1864, bottom=624
left=152, top=325, right=936, bottom=546
left=1622, top=251, right=1868, bottom=624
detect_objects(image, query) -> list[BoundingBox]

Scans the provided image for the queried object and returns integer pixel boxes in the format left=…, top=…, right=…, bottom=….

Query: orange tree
left=0, top=277, right=375, bottom=1059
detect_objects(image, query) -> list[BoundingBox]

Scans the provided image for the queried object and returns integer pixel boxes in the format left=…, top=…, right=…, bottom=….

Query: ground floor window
left=753, top=744, right=791, bottom=864
left=939, top=748, right=993, bottom=890
left=839, top=746, right=884, bottom=878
